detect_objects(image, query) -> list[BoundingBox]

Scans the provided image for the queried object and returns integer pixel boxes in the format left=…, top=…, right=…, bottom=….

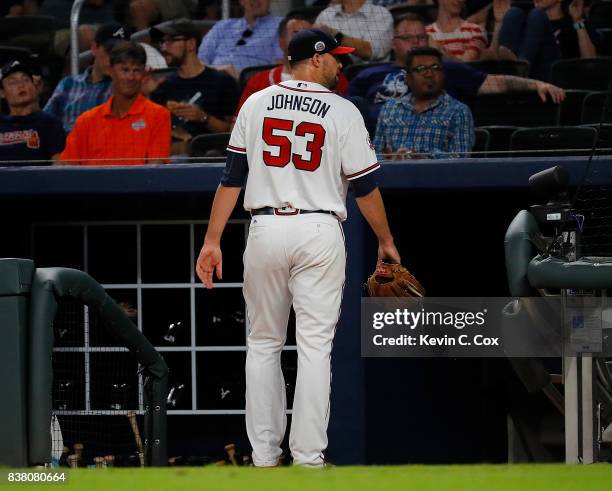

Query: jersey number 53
left=262, top=117, right=326, bottom=172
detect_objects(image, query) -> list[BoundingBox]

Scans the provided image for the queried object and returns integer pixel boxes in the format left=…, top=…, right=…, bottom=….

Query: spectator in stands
left=0, top=61, right=66, bottom=166
left=467, top=0, right=511, bottom=54
left=315, top=0, right=394, bottom=61
left=127, top=0, right=197, bottom=31
left=44, top=24, right=129, bottom=132
left=148, top=19, right=239, bottom=152
left=197, top=0, right=283, bottom=78
left=235, top=12, right=350, bottom=114
left=349, top=14, right=565, bottom=134
left=60, top=41, right=170, bottom=165
left=374, top=47, right=474, bottom=159
left=497, top=0, right=598, bottom=81
left=426, top=0, right=488, bottom=61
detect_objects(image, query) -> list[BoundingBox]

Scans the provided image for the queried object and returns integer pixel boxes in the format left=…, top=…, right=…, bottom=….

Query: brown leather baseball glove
left=366, top=261, right=425, bottom=297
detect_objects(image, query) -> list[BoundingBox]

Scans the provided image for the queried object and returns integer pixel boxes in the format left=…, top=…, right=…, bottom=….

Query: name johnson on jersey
left=266, top=94, right=331, bottom=119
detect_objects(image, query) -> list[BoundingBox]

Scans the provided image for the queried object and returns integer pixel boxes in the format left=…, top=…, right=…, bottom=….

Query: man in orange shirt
left=61, top=41, right=171, bottom=166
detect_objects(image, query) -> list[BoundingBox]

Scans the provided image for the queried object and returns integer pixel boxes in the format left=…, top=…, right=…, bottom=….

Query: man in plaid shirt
left=374, top=47, right=474, bottom=160
left=44, top=24, right=128, bottom=132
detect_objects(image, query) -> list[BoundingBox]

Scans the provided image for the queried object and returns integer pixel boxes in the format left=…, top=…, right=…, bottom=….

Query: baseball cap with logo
left=95, top=24, right=129, bottom=50
left=149, top=19, right=203, bottom=47
left=287, top=29, right=355, bottom=63
left=0, top=60, right=33, bottom=83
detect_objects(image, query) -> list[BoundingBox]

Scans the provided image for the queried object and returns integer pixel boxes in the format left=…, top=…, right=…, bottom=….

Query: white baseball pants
left=243, top=212, right=346, bottom=467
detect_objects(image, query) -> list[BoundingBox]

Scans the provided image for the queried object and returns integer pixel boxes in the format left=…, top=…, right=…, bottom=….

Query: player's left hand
left=171, top=103, right=207, bottom=123
left=196, top=243, right=222, bottom=289
left=378, top=242, right=401, bottom=265
left=535, top=81, right=566, bottom=104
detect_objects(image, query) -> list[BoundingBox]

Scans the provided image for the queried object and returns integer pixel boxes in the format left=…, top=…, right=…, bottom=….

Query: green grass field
left=9, top=465, right=612, bottom=491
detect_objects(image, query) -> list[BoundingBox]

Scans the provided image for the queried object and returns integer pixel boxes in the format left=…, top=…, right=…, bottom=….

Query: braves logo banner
left=0, top=129, right=41, bottom=149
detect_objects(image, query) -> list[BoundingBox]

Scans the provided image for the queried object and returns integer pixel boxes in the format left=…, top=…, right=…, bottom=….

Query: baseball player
left=196, top=29, right=400, bottom=467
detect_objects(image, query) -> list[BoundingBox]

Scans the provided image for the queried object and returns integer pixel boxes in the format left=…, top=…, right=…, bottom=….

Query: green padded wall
left=0, top=258, right=34, bottom=467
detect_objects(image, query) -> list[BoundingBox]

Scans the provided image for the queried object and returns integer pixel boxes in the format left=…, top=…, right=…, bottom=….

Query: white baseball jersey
left=227, top=79, right=379, bottom=221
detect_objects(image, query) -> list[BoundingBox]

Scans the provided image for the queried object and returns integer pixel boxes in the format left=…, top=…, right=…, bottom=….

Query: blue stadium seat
left=558, top=89, right=591, bottom=125
left=472, top=127, right=490, bottom=158
left=467, top=93, right=560, bottom=127
left=477, top=125, right=524, bottom=155
left=588, top=1, right=612, bottom=30
left=510, top=125, right=598, bottom=157
left=550, top=57, right=612, bottom=90
left=581, top=91, right=612, bottom=124
left=189, top=133, right=231, bottom=160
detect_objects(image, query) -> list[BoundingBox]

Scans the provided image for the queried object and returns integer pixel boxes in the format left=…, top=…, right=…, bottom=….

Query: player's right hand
left=196, top=243, right=222, bottom=289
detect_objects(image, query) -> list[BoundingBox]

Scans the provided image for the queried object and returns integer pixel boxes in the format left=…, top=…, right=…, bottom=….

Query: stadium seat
left=581, top=91, right=612, bottom=124
left=0, top=46, right=33, bottom=66
left=238, top=64, right=278, bottom=91
left=466, top=93, right=560, bottom=127
left=550, top=57, right=612, bottom=90
left=0, top=16, right=56, bottom=55
left=588, top=1, right=612, bottom=30
left=598, top=29, right=612, bottom=56
left=510, top=126, right=598, bottom=157
left=558, top=90, right=590, bottom=125
left=189, top=133, right=231, bottom=159
left=468, top=59, right=530, bottom=77
left=580, top=123, right=612, bottom=154
left=477, top=125, right=524, bottom=155
left=472, top=128, right=490, bottom=157
left=388, top=3, right=438, bottom=23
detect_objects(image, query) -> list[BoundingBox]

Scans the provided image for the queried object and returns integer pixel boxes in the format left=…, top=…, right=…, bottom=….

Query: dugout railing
left=28, top=266, right=168, bottom=466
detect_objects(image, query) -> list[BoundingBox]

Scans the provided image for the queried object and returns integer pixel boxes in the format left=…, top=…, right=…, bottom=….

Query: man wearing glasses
left=197, top=0, right=283, bottom=79
left=374, top=46, right=474, bottom=159
left=349, top=13, right=565, bottom=135
left=150, top=20, right=239, bottom=144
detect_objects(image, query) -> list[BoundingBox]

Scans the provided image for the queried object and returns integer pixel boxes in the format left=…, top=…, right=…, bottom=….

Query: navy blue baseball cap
left=0, top=60, right=33, bottom=83
left=95, top=23, right=129, bottom=49
left=287, top=29, right=354, bottom=63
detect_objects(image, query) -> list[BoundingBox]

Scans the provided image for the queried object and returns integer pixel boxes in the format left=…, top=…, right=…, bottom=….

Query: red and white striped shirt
left=426, top=21, right=488, bottom=59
